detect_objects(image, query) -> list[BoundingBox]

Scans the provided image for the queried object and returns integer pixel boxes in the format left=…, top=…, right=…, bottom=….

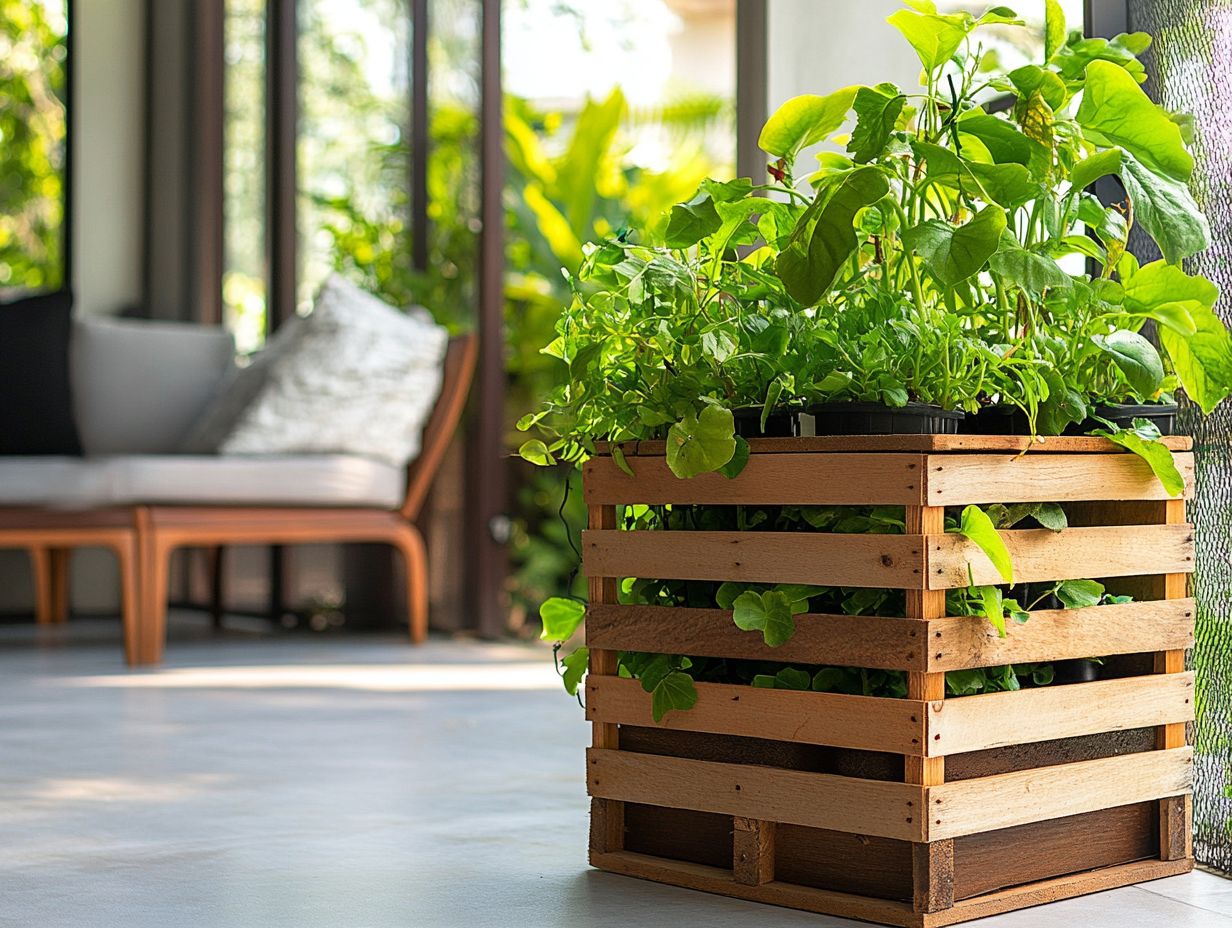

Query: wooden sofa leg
left=393, top=525, right=429, bottom=644
left=134, top=510, right=170, bottom=666
left=115, top=537, right=142, bottom=667
left=49, top=548, right=70, bottom=623
left=30, top=547, right=53, bottom=625
left=206, top=546, right=226, bottom=629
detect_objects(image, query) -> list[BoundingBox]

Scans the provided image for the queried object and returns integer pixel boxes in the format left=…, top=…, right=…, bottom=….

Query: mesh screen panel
left=1128, top=0, right=1232, bottom=873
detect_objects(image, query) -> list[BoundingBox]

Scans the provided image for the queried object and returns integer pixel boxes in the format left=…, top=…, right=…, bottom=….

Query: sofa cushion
left=179, top=315, right=306, bottom=454
left=0, top=457, right=109, bottom=508
left=0, top=454, right=406, bottom=509
left=217, top=275, right=449, bottom=467
left=104, top=454, right=406, bottom=507
left=0, top=290, right=83, bottom=455
left=71, top=316, right=235, bottom=455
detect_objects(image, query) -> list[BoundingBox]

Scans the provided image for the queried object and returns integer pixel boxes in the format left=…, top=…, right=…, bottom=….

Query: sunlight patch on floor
left=59, top=662, right=562, bottom=692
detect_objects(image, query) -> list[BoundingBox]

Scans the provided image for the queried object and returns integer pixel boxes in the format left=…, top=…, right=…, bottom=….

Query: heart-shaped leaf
left=666, top=405, right=737, bottom=478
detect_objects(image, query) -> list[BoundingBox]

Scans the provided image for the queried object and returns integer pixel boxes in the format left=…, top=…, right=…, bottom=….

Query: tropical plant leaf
left=540, top=597, right=586, bottom=642
left=732, top=590, right=797, bottom=646
left=957, top=504, right=1014, bottom=583
left=1055, top=579, right=1105, bottom=609
left=666, top=405, right=737, bottom=478
left=989, top=234, right=1072, bottom=296
left=1094, top=427, right=1186, bottom=496
left=518, top=439, right=555, bottom=466
left=1044, top=0, right=1066, bottom=60
left=979, top=584, right=1007, bottom=638
left=1123, top=260, right=1216, bottom=336
left=717, top=435, right=751, bottom=478
left=903, top=206, right=1007, bottom=288
left=1119, top=153, right=1210, bottom=264
left=887, top=7, right=969, bottom=74
left=651, top=671, right=698, bottom=722
left=848, top=83, right=905, bottom=164
left=1092, top=329, right=1165, bottom=397
left=561, top=646, right=588, bottom=695
left=1159, top=303, right=1232, bottom=414
left=664, top=192, right=722, bottom=248
left=759, top=87, right=859, bottom=162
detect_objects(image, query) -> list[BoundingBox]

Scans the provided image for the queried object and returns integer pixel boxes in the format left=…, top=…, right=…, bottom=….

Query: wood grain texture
left=1160, top=795, right=1193, bottom=861
left=924, top=452, right=1194, bottom=505
left=583, top=453, right=926, bottom=505
left=913, top=840, right=955, bottom=914
left=584, top=529, right=927, bottom=588
left=926, top=673, right=1195, bottom=756
left=590, top=851, right=922, bottom=928
left=587, top=504, right=623, bottom=856
left=774, top=824, right=912, bottom=901
left=905, top=507, right=947, bottom=789
left=586, top=603, right=931, bottom=670
left=926, top=858, right=1193, bottom=927
left=733, top=817, right=775, bottom=886
left=952, top=802, right=1157, bottom=900
left=927, top=747, right=1193, bottom=840
left=587, top=676, right=928, bottom=754
left=595, top=434, right=1192, bottom=456
left=926, top=599, right=1195, bottom=672
left=927, top=524, right=1195, bottom=589
left=587, top=748, right=927, bottom=841
left=621, top=803, right=731, bottom=869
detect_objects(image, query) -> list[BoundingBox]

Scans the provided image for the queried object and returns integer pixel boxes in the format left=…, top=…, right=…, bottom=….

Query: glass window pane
left=0, top=0, right=69, bottom=297
left=224, top=0, right=267, bottom=352
left=299, top=0, right=412, bottom=314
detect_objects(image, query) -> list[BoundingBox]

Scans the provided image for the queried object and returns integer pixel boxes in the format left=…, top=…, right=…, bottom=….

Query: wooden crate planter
left=581, top=435, right=1197, bottom=928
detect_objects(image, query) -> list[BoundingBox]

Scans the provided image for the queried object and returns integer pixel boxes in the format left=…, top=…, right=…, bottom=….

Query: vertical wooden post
left=733, top=817, right=775, bottom=885
left=587, top=503, right=624, bottom=857
left=1155, top=497, right=1192, bottom=861
left=906, top=504, right=953, bottom=914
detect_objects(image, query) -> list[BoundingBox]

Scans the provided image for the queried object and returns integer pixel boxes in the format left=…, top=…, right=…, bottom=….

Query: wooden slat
left=587, top=504, right=623, bottom=857
left=926, top=599, right=1196, bottom=672
left=905, top=506, right=947, bottom=796
left=927, top=857, right=1193, bottom=927
left=927, top=747, right=1193, bottom=840
left=913, top=841, right=954, bottom=914
left=927, top=524, right=1194, bottom=589
left=926, top=673, right=1195, bottom=756
left=733, top=817, right=775, bottom=886
left=583, top=453, right=926, bottom=505
left=587, top=748, right=927, bottom=842
left=596, top=434, right=1192, bottom=456
left=925, top=452, right=1194, bottom=505
left=586, top=676, right=928, bottom=755
left=584, top=530, right=927, bottom=588
left=1160, top=795, right=1193, bottom=861
left=590, top=851, right=923, bottom=928
left=586, top=604, right=930, bottom=671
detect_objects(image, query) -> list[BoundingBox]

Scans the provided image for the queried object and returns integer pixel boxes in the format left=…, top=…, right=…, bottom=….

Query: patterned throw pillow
left=217, top=275, right=449, bottom=467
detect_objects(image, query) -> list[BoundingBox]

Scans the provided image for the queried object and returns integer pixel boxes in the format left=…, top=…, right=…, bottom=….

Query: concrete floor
left=2, top=617, right=1232, bottom=927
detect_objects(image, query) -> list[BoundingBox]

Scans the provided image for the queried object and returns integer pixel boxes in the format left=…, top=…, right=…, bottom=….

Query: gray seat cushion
left=71, top=317, right=235, bottom=455
left=0, top=457, right=112, bottom=509
left=105, top=455, right=406, bottom=507
left=0, top=455, right=406, bottom=509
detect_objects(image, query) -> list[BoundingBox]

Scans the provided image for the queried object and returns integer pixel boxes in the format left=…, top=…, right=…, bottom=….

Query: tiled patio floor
left=1, top=616, right=1230, bottom=927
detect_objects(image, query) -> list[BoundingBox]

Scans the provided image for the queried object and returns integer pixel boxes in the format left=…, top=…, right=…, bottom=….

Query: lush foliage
left=519, top=2, right=1229, bottom=486
left=0, top=0, right=67, bottom=295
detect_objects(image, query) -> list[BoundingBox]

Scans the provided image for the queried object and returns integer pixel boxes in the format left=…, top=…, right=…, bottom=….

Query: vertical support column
left=733, top=817, right=775, bottom=885
left=1155, top=497, right=1193, bottom=861
left=905, top=504, right=954, bottom=914
left=587, top=503, right=623, bottom=857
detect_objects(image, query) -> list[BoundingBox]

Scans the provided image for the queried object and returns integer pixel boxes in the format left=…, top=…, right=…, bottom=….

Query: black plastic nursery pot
left=1067, top=403, right=1178, bottom=436
left=961, top=405, right=1033, bottom=436
left=809, top=401, right=964, bottom=436
left=732, top=406, right=800, bottom=439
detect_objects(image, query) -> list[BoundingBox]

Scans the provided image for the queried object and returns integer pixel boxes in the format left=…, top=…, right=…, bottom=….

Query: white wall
left=768, top=0, right=921, bottom=115
left=72, top=0, right=144, bottom=317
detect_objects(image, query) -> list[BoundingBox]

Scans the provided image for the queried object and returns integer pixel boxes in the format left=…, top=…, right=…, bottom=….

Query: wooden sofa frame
left=0, top=334, right=477, bottom=666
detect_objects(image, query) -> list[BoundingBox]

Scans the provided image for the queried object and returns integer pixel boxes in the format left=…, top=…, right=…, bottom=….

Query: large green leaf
left=1120, top=153, right=1210, bottom=264
left=1092, top=329, right=1165, bottom=397
left=1052, top=31, right=1150, bottom=82
left=554, top=89, right=627, bottom=233
left=759, top=87, right=858, bottom=162
left=913, top=141, right=1036, bottom=207
left=1077, top=60, right=1192, bottom=181
left=666, top=405, right=737, bottom=478
left=903, top=206, right=1007, bottom=288
left=776, top=167, right=888, bottom=305
left=956, top=504, right=1014, bottom=583
left=1069, top=147, right=1123, bottom=190
left=1094, top=427, right=1186, bottom=497
left=1160, top=304, right=1232, bottom=414
left=1122, top=260, right=1217, bottom=336
left=848, top=83, right=905, bottom=164
left=988, top=233, right=1072, bottom=296
left=958, top=113, right=1048, bottom=176
left=1055, top=579, right=1104, bottom=609
left=561, top=646, right=588, bottom=696
left=651, top=671, right=698, bottom=722
left=732, top=590, right=797, bottom=647
left=663, top=192, right=721, bottom=248
left=1044, top=0, right=1066, bottom=60
left=979, top=584, right=1007, bottom=638
left=539, top=597, right=586, bottom=642
left=887, top=7, right=969, bottom=74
